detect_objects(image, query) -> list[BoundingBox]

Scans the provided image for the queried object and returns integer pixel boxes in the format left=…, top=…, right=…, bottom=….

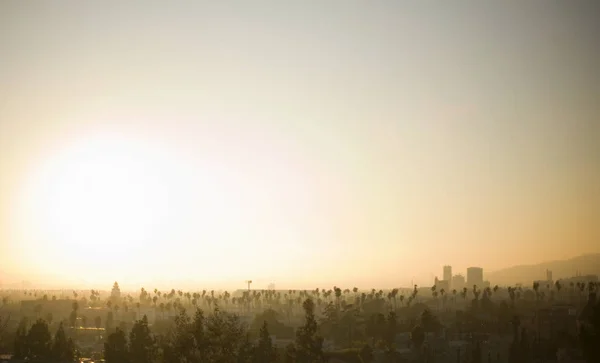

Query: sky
left=1, top=1, right=599, bottom=290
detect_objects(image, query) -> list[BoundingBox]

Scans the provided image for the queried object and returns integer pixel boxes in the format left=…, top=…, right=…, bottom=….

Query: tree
left=104, top=328, right=129, bottom=363
left=383, top=311, right=397, bottom=352
left=204, top=307, right=247, bottom=361
left=580, top=293, right=600, bottom=363
left=359, top=344, right=374, bottom=363
left=283, top=342, right=297, bottom=363
left=237, top=333, right=255, bottom=363
left=27, top=319, right=52, bottom=360
left=69, top=311, right=77, bottom=328
left=420, top=309, right=441, bottom=333
left=51, top=322, right=75, bottom=361
left=13, top=317, right=29, bottom=359
left=165, top=308, right=198, bottom=362
left=295, top=298, right=324, bottom=363
left=254, top=321, right=277, bottom=363
left=410, top=325, right=425, bottom=350
left=129, top=315, right=157, bottom=363
left=69, top=301, right=79, bottom=327
left=111, top=282, right=122, bottom=303
left=46, top=312, right=54, bottom=326
left=106, top=311, right=114, bottom=333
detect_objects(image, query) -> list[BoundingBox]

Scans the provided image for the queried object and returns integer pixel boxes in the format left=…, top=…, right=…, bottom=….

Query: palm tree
left=533, top=282, right=540, bottom=301
left=555, top=280, right=562, bottom=300
left=440, top=288, right=446, bottom=310
left=391, top=288, right=398, bottom=310
left=159, top=303, right=165, bottom=319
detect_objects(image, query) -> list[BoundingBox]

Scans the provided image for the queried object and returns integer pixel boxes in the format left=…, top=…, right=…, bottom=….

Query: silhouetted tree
left=104, top=327, right=129, bottom=363
left=359, top=343, right=374, bottom=363
left=283, top=342, right=297, bottom=363
left=111, top=282, right=122, bottom=303
left=203, top=307, right=247, bottom=361
left=237, top=333, right=254, bottom=363
left=51, top=322, right=76, bottom=361
left=129, top=315, right=157, bottom=363
left=411, top=325, right=425, bottom=350
left=45, top=312, right=54, bottom=325
left=27, top=319, right=52, bottom=360
left=580, top=293, right=600, bottom=363
left=13, top=317, right=29, bottom=359
left=295, top=298, right=324, bottom=363
left=106, top=311, right=114, bottom=333
left=254, top=321, right=277, bottom=363
left=383, top=311, right=397, bottom=352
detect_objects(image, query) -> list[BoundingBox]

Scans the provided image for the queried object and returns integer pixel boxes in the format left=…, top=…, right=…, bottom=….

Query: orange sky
left=1, top=1, right=599, bottom=290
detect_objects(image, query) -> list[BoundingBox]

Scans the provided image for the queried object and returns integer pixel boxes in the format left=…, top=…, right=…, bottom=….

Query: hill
left=486, top=253, right=600, bottom=286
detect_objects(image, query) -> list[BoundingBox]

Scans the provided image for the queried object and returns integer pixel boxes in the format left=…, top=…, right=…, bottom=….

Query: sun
left=14, top=131, right=283, bottom=286
left=16, top=133, right=183, bottom=280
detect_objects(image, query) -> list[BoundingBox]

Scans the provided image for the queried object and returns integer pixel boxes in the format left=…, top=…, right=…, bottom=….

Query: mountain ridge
left=486, top=253, right=600, bottom=286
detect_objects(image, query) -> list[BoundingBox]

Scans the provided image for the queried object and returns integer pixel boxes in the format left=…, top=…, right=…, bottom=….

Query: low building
left=434, top=277, right=450, bottom=292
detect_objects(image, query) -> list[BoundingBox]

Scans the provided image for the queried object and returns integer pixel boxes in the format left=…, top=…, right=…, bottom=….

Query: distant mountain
left=486, top=253, right=600, bottom=286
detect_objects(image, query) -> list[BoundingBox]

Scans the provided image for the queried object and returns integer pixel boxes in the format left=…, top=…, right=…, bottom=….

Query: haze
left=1, top=1, right=599, bottom=290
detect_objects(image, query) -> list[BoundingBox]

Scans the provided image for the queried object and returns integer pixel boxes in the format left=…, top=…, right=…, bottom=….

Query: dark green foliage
left=365, top=313, right=386, bottom=344
left=69, top=310, right=77, bottom=328
left=236, top=333, right=254, bottom=363
left=410, top=325, right=424, bottom=350
left=204, top=307, right=247, bottom=362
left=27, top=319, right=52, bottom=360
left=254, top=321, right=277, bottom=363
left=471, top=341, right=482, bottom=363
left=104, top=328, right=129, bottom=363
left=12, top=318, right=77, bottom=362
left=295, top=298, right=324, bottom=363
left=51, top=323, right=75, bottom=361
left=383, top=311, right=397, bottom=352
left=509, top=326, right=531, bottom=363
left=580, top=294, right=600, bottom=363
left=106, top=311, right=114, bottom=333
left=156, top=307, right=253, bottom=363
left=283, top=342, right=297, bottom=363
left=251, top=309, right=294, bottom=339
left=129, top=315, right=157, bottom=363
left=420, top=309, right=441, bottom=333
left=13, top=317, right=29, bottom=359
left=168, top=309, right=197, bottom=362
left=359, top=344, right=374, bottom=362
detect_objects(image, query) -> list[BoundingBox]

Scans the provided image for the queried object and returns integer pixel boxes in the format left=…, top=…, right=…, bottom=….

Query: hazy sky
left=1, top=1, right=599, bottom=290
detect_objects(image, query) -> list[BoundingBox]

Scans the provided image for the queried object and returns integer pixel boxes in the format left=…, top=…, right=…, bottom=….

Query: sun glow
left=15, top=132, right=240, bottom=284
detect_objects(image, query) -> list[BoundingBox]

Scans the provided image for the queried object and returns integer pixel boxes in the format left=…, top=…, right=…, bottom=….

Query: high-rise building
left=546, top=270, right=553, bottom=282
left=467, top=267, right=484, bottom=287
left=452, top=275, right=466, bottom=290
left=443, top=266, right=452, bottom=283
